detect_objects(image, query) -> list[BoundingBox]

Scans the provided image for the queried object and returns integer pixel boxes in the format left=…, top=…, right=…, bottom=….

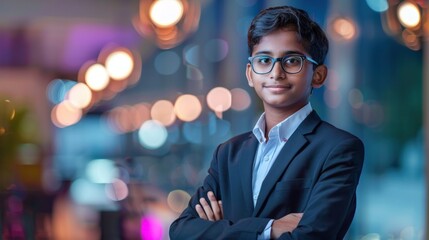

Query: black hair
left=247, top=6, right=329, bottom=65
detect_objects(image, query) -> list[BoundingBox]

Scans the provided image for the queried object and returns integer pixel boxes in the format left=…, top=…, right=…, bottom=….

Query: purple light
left=140, top=215, right=163, bottom=240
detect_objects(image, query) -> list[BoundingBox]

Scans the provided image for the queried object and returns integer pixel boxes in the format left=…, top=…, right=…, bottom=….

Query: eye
left=255, top=56, right=272, bottom=65
left=283, top=56, right=302, bottom=66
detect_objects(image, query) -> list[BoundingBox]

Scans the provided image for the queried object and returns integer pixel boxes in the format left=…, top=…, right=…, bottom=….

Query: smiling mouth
left=264, top=84, right=292, bottom=92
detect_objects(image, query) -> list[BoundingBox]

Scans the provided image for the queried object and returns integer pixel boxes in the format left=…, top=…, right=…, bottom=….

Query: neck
left=264, top=111, right=290, bottom=138
left=263, top=103, right=308, bottom=137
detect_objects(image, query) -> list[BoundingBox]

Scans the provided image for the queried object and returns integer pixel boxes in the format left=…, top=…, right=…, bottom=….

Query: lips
left=264, top=84, right=292, bottom=93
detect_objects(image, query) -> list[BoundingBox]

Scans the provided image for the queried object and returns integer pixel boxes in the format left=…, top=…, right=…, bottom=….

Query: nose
left=270, top=60, right=286, bottom=79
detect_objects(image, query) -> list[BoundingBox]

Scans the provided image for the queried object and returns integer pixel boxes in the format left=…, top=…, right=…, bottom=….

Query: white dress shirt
left=252, top=103, right=313, bottom=239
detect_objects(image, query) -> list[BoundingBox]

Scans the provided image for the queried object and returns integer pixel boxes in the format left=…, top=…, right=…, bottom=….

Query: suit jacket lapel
left=252, top=111, right=321, bottom=216
left=238, top=133, right=258, bottom=214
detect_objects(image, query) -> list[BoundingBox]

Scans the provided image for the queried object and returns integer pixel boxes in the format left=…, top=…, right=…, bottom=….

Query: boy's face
left=246, top=27, right=326, bottom=115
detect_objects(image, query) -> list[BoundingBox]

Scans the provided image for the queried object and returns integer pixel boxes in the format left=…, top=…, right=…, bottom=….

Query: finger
left=207, top=191, right=222, bottom=220
left=218, top=200, right=224, bottom=218
left=199, top=197, right=215, bottom=221
left=195, top=204, right=207, bottom=220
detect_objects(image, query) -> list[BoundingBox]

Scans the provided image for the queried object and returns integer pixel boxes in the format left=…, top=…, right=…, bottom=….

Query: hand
left=195, top=191, right=223, bottom=221
left=271, top=213, right=303, bottom=239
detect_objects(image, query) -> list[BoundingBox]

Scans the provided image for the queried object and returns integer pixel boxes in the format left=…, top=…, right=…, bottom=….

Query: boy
left=169, top=5, right=364, bottom=240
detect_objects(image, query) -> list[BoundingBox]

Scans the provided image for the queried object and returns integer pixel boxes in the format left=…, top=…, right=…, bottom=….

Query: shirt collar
left=252, top=103, right=313, bottom=143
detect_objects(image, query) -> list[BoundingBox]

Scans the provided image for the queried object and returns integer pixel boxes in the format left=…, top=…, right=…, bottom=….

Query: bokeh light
left=106, top=106, right=124, bottom=133
left=186, top=65, right=204, bottom=84
left=207, top=87, right=232, bottom=113
left=105, top=50, right=134, bottom=81
left=132, top=103, right=152, bottom=130
left=331, top=17, right=357, bottom=40
left=167, top=190, right=191, bottom=213
left=366, top=0, right=388, bottom=12
left=85, top=63, right=110, bottom=91
left=184, top=44, right=199, bottom=66
left=86, top=159, right=118, bottom=184
left=149, top=0, right=184, bottom=28
left=360, top=233, right=381, bottom=240
left=397, top=2, right=421, bottom=28
left=138, top=120, right=168, bottom=149
left=66, top=83, right=92, bottom=109
left=348, top=88, right=364, bottom=109
left=140, top=215, right=164, bottom=240
left=203, top=39, right=229, bottom=62
left=402, top=29, right=419, bottom=49
left=51, top=101, right=82, bottom=128
left=154, top=51, right=181, bottom=75
left=174, top=94, right=202, bottom=122
left=46, top=79, right=77, bottom=104
left=0, top=99, right=16, bottom=132
left=108, top=103, right=152, bottom=133
left=151, top=100, right=176, bottom=126
left=70, top=178, right=109, bottom=205
left=107, top=105, right=134, bottom=133
left=105, top=178, right=129, bottom=201
left=230, top=88, right=251, bottom=111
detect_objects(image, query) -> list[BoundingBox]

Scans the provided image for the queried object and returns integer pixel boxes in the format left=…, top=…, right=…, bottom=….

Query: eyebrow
left=253, top=50, right=305, bottom=56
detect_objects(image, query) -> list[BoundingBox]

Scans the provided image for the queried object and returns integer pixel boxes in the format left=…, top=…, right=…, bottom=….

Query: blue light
left=366, top=0, right=388, bottom=12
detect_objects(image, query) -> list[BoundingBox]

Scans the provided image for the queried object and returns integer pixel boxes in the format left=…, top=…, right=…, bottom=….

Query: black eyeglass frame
left=247, top=54, right=319, bottom=75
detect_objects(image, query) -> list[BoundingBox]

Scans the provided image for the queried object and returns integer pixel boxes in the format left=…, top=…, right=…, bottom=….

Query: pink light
left=140, top=215, right=163, bottom=240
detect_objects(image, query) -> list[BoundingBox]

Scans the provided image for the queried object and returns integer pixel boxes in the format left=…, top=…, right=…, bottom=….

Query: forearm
left=169, top=209, right=271, bottom=240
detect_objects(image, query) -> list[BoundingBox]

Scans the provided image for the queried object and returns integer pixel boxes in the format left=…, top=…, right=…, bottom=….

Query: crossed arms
left=196, top=191, right=303, bottom=239
left=169, top=136, right=364, bottom=240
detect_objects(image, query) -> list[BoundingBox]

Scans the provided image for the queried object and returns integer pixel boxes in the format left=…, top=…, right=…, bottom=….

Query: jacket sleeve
left=279, top=137, right=364, bottom=240
left=169, top=144, right=271, bottom=240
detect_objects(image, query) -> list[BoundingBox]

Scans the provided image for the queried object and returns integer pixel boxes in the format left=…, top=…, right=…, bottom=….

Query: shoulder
left=314, top=120, right=364, bottom=151
left=214, top=131, right=255, bottom=155
left=319, top=121, right=359, bottom=139
left=224, top=131, right=253, bottom=144
left=305, top=111, right=363, bottom=147
left=218, top=131, right=253, bottom=148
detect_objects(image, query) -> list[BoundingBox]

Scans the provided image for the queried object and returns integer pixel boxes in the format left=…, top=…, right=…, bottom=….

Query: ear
left=246, top=63, right=254, bottom=87
left=311, top=65, right=328, bottom=88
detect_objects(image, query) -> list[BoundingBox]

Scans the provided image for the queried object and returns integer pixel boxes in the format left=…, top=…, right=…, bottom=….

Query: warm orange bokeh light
left=398, top=1, right=421, bottom=28
left=174, top=94, right=202, bottom=122
left=151, top=100, right=176, bottom=126
left=149, top=0, right=184, bottom=28
left=66, top=83, right=92, bottom=109
left=84, top=63, right=110, bottom=91
left=107, top=103, right=152, bottom=133
left=332, top=18, right=357, bottom=40
left=51, top=101, right=82, bottom=128
left=132, top=103, right=151, bottom=130
left=207, top=87, right=232, bottom=113
left=167, top=190, right=191, bottom=213
left=105, top=50, right=135, bottom=81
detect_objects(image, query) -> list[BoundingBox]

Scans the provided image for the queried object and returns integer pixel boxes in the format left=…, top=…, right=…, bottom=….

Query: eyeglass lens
left=251, top=56, right=303, bottom=74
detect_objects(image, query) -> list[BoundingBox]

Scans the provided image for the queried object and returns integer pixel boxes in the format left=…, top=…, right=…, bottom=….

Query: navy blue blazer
left=169, top=111, right=364, bottom=239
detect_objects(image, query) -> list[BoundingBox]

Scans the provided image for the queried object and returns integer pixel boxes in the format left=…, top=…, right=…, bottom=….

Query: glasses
left=248, top=54, right=319, bottom=75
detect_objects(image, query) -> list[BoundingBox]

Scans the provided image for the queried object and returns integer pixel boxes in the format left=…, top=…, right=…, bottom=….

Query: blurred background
left=0, top=0, right=425, bottom=239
